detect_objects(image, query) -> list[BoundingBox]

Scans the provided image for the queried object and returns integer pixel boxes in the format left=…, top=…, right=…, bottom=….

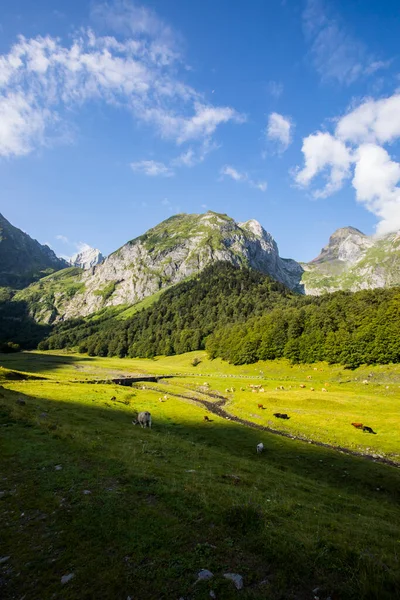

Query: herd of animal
left=126, top=378, right=378, bottom=455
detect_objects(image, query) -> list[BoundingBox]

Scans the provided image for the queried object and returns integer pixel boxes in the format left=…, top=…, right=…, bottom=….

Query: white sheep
left=133, top=411, right=152, bottom=428
left=256, top=443, right=264, bottom=454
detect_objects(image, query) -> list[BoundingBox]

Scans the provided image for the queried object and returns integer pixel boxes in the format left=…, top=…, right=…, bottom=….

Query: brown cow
left=204, top=415, right=213, bottom=422
left=300, top=384, right=306, bottom=389
left=257, top=403, right=264, bottom=409
left=352, top=422, right=363, bottom=429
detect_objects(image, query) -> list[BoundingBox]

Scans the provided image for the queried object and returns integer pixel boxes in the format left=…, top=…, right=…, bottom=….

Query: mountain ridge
left=0, top=213, right=67, bottom=289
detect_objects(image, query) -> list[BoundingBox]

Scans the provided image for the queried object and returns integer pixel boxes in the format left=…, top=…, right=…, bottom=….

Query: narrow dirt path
left=141, top=382, right=400, bottom=470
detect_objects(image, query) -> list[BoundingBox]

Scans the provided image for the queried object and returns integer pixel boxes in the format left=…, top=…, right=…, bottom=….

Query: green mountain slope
left=0, top=213, right=67, bottom=289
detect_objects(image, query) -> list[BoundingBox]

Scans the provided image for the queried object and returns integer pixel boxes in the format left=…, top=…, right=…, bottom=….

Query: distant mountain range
left=2, top=211, right=400, bottom=324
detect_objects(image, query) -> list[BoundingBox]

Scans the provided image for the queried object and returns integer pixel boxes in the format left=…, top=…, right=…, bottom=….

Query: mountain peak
left=70, top=246, right=104, bottom=270
left=311, top=226, right=371, bottom=265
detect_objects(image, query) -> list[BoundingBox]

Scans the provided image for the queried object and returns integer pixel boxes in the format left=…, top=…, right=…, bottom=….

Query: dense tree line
left=38, top=263, right=292, bottom=357
left=206, top=288, right=400, bottom=368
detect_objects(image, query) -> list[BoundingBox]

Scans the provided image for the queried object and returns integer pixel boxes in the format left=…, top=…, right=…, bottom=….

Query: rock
left=210, top=591, right=216, bottom=599
left=61, top=573, right=75, bottom=584
left=196, top=569, right=214, bottom=583
left=223, top=573, right=244, bottom=590
left=55, top=465, right=62, bottom=471
left=16, top=398, right=26, bottom=406
left=0, top=556, right=10, bottom=564
left=83, top=490, right=91, bottom=495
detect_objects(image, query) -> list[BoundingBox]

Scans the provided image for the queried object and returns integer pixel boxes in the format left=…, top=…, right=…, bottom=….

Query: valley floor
left=1, top=351, right=399, bottom=599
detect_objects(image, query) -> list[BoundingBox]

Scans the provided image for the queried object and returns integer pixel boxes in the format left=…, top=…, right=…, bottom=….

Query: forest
left=35, top=262, right=400, bottom=368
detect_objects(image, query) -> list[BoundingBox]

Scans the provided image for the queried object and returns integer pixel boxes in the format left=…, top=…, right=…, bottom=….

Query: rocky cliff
left=17, top=211, right=304, bottom=322
left=301, top=227, right=400, bottom=294
left=0, top=213, right=67, bottom=288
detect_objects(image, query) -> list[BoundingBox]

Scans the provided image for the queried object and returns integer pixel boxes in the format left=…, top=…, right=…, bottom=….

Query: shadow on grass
left=0, top=351, right=97, bottom=375
left=1, top=386, right=400, bottom=600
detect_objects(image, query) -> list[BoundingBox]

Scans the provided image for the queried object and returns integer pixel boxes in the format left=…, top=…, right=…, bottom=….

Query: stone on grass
left=61, top=573, right=75, bottom=584
left=55, top=465, right=62, bottom=471
left=0, top=556, right=10, bottom=564
left=210, top=591, right=216, bottom=599
left=223, top=573, right=244, bottom=590
left=83, top=490, right=91, bottom=495
left=196, top=569, right=214, bottom=583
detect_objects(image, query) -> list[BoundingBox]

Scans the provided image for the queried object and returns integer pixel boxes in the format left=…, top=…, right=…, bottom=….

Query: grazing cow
left=204, top=415, right=212, bottom=422
left=322, top=388, right=328, bottom=392
left=110, top=396, right=116, bottom=401
left=252, top=389, right=258, bottom=393
left=259, top=388, right=265, bottom=393
left=300, top=384, right=306, bottom=389
left=307, top=376, right=312, bottom=380
left=257, top=403, right=264, bottom=409
left=240, top=387, right=245, bottom=392
left=352, top=422, right=364, bottom=429
left=363, top=426, right=376, bottom=434
left=133, top=411, right=152, bottom=428
left=310, top=387, right=315, bottom=391
left=362, top=380, right=369, bottom=385
left=273, top=412, right=290, bottom=420
left=257, top=443, right=264, bottom=454
left=163, top=395, right=168, bottom=400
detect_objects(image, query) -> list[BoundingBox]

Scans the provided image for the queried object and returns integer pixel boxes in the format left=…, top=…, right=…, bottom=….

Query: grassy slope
left=1, top=351, right=400, bottom=599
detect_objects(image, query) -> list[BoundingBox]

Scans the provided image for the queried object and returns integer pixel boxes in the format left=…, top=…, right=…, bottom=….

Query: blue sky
left=1, top=0, right=400, bottom=262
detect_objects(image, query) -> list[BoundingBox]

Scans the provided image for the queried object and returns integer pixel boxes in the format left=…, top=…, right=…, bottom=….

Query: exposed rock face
left=0, top=212, right=67, bottom=288
left=70, top=247, right=103, bottom=270
left=27, top=212, right=304, bottom=322
left=302, top=227, right=400, bottom=294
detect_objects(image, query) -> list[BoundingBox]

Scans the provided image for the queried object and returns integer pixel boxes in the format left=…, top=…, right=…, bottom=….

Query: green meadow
left=1, top=350, right=400, bottom=599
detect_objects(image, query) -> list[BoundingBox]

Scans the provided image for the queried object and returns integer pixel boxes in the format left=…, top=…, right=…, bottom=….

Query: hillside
left=16, top=212, right=303, bottom=324
left=38, top=262, right=293, bottom=356
left=1, top=350, right=399, bottom=599
left=0, top=213, right=67, bottom=289
left=302, top=227, right=400, bottom=294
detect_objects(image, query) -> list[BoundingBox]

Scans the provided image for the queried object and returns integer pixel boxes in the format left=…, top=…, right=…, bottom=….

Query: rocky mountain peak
left=311, top=226, right=372, bottom=265
left=70, top=246, right=104, bottom=270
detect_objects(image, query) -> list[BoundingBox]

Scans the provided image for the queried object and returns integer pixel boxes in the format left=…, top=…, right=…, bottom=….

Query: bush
left=0, top=341, right=21, bottom=353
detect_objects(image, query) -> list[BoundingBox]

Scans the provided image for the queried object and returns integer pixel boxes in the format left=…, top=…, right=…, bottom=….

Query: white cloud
left=303, top=0, right=390, bottom=85
left=353, top=144, right=400, bottom=235
left=295, top=92, right=400, bottom=234
left=267, top=80, right=283, bottom=99
left=130, top=159, right=174, bottom=177
left=56, top=234, right=69, bottom=243
left=335, top=94, right=400, bottom=145
left=0, top=3, right=244, bottom=159
left=267, top=112, right=293, bottom=152
left=172, top=139, right=218, bottom=167
left=295, top=132, right=353, bottom=197
left=221, top=165, right=245, bottom=182
left=75, top=242, right=92, bottom=253
left=220, top=165, right=267, bottom=192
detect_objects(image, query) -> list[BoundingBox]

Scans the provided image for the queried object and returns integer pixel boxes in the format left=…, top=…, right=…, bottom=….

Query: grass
left=1, top=350, right=400, bottom=599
